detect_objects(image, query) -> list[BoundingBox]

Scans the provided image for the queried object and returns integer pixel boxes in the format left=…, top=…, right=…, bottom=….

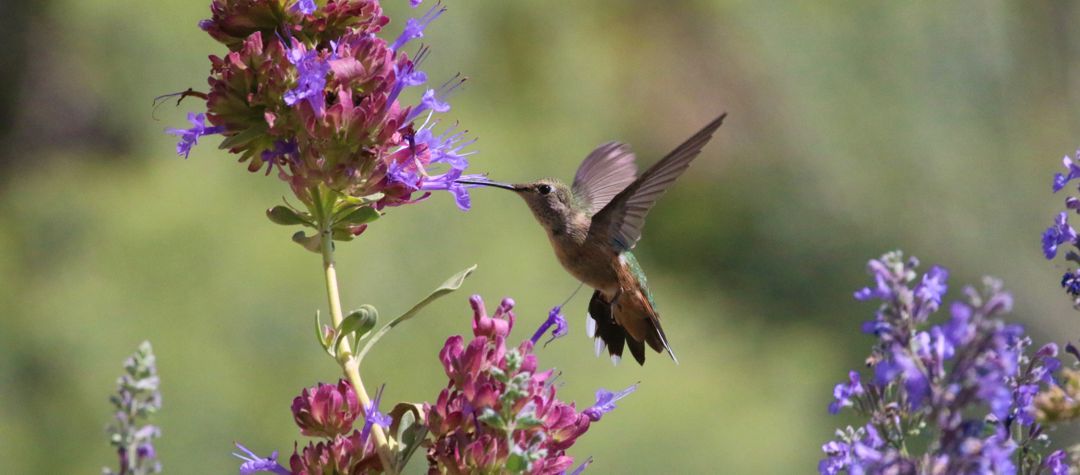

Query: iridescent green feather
left=620, top=251, right=656, bottom=308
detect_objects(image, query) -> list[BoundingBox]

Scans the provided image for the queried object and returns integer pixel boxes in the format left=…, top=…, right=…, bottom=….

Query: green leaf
left=333, top=206, right=380, bottom=227
left=217, top=124, right=267, bottom=150
left=331, top=228, right=355, bottom=242
left=291, top=231, right=322, bottom=253
left=388, top=403, right=428, bottom=472
left=333, top=305, right=378, bottom=350
left=515, top=414, right=543, bottom=429
left=267, top=205, right=312, bottom=226
left=315, top=309, right=334, bottom=356
left=340, top=192, right=385, bottom=206
left=505, top=453, right=528, bottom=473
left=476, top=408, right=506, bottom=432
left=355, top=265, right=477, bottom=362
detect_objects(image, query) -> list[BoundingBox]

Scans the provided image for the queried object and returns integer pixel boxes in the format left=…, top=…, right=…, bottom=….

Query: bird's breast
left=548, top=233, right=620, bottom=294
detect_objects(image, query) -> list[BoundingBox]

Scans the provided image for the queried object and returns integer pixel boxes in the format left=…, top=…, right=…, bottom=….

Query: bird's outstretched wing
left=592, top=113, right=727, bottom=250
left=571, top=142, right=639, bottom=216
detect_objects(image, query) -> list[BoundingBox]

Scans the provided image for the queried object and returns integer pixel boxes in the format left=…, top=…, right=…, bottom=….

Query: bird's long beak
left=456, top=179, right=520, bottom=192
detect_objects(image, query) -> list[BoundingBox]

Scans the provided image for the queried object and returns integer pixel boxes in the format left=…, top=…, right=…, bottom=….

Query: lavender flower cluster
left=104, top=341, right=163, bottom=475
left=820, top=252, right=1070, bottom=474
left=1044, top=151, right=1080, bottom=308
left=167, top=0, right=482, bottom=241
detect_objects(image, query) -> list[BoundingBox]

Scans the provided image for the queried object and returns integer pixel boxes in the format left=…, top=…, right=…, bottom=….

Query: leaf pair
left=316, top=265, right=478, bottom=363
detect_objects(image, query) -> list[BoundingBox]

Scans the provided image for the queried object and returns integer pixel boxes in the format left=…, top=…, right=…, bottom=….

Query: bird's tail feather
left=586, top=290, right=677, bottom=365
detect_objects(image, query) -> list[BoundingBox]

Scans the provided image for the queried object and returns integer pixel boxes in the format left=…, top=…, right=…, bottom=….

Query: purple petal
left=233, top=443, right=290, bottom=475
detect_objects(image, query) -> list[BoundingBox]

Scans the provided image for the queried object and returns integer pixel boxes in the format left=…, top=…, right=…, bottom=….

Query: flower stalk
left=319, top=222, right=396, bottom=474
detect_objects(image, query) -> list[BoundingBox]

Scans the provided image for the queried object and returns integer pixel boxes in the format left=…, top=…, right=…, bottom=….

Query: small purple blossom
left=290, top=0, right=316, bottom=15
left=233, top=443, right=290, bottom=475
left=1053, top=152, right=1080, bottom=192
left=404, top=82, right=459, bottom=124
left=530, top=305, right=569, bottom=347
left=818, top=425, right=885, bottom=475
left=283, top=43, right=330, bottom=118
left=583, top=383, right=638, bottom=422
left=913, top=265, right=948, bottom=319
left=388, top=49, right=429, bottom=105
left=827, top=371, right=864, bottom=415
left=1044, top=450, right=1070, bottom=475
left=852, top=257, right=898, bottom=302
left=390, top=3, right=446, bottom=51
left=260, top=140, right=299, bottom=176
left=360, top=384, right=392, bottom=444
left=1062, top=271, right=1080, bottom=296
left=1042, top=212, right=1077, bottom=259
left=386, top=118, right=480, bottom=210
left=165, top=112, right=224, bottom=159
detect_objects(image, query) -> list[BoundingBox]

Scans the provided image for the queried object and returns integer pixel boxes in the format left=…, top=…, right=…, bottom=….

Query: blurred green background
left=2, top=0, right=1079, bottom=473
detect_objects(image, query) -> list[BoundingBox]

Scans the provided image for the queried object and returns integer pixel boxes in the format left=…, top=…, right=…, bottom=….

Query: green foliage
left=356, top=265, right=477, bottom=362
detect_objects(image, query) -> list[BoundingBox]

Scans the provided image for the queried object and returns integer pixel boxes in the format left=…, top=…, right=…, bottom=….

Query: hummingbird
left=458, top=114, right=726, bottom=365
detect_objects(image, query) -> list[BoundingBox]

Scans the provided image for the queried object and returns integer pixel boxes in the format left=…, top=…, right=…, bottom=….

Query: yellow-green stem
left=320, top=230, right=397, bottom=474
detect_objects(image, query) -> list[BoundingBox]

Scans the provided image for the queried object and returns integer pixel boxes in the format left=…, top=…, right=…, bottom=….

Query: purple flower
left=853, top=273, right=890, bottom=302
left=876, top=350, right=930, bottom=409
left=360, top=384, right=392, bottom=444
left=260, top=140, right=299, bottom=176
left=404, top=80, right=461, bottom=124
left=530, top=306, right=569, bottom=347
left=290, top=0, right=316, bottom=15
left=818, top=425, right=884, bottom=475
left=912, top=327, right=955, bottom=379
left=414, top=121, right=476, bottom=170
left=825, top=252, right=1065, bottom=474
left=388, top=50, right=429, bottom=105
left=386, top=119, right=480, bottom=210
left=165, top=113, right=224, bottom=159
left=1053, top=153, right=1080, bottom=192
left=827, top=371, right=864, bottom=415
left=390, top=3, right=446, bottom=52
left=583, top=384, right=638, bottom=422
left=1044, top=450, right=1069, bottom=475
left=1062, top=271, right=1080, bottom=296
left=818, top=439, right=852, bottom=475
left=283, top=43, right=330, bottom=118
left=568, top=457, right=592, bottom=475
left=233, top=443, right=290, bottom=475
left=1042, top=212, right=1077, bottom=259
left=913, top=265, right=948, bottom=319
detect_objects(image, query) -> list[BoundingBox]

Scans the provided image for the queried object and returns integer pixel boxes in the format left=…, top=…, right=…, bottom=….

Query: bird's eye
left=537, top=184, right=552, bottom=195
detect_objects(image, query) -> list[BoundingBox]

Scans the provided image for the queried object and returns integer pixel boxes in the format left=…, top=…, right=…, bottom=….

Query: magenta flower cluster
left=426, top=295, right=627, bottom=474
left=820, top=252, right=1068, bottom=474
left=236, top=379, right=389, bottom=474
left=169, top=0, right=481, bottom=221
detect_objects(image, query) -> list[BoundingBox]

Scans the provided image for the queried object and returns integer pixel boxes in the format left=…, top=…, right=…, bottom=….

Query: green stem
left=320, top=230, right=397, bottom=474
